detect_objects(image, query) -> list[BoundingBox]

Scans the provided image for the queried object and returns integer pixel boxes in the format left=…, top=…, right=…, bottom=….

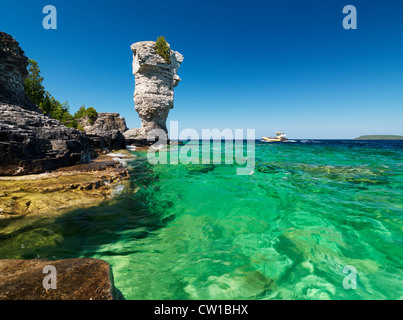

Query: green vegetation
left=355, top=135, right=403, bottom=140
left=23, top=59, right=45, bottom=106
left=24, top=59, right=97, bottom=129
left=85, top=107, right=98, bottom=124
left=73, top=105, right=98, bottom=125
left=155, top=36, right=171, bottom=64
left=73, top=105, right=87, bottom=119
left=77, top=124, right=85, bottom=132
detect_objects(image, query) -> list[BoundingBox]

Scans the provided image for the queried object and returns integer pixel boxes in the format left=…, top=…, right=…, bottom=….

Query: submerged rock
left=124, top=40, right=183, bottom=145
left=0, top=258, right=124, bottom=300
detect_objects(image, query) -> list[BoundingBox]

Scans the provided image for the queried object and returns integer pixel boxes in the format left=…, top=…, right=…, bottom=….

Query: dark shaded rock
left=124, top=136, right=164, bottom=147
left=0, top=103, right=91, bottom=176
left=0, top=32, right=38, bottom=111
left=0, top=258, right=124, bottom=300
left=87, top=130, right=126, bottom=152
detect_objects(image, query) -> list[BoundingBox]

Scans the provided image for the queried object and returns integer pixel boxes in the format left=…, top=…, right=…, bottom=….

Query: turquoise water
left=0, top=140, right=402, bottom=299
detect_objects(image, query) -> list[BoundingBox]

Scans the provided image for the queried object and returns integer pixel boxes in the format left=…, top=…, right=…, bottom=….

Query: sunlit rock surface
left=0, top=153, right=132, bottom=218
left=124, top=40, right=183, bottom=145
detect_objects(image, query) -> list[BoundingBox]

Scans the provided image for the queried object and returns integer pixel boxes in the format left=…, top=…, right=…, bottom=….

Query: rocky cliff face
left=77, top=112, right=128, bottom=151
left=0, top=104, right=91, bottom=175
left=0, top=32, right=91, bottom=176
left=0, top=32, right=38, bottom=111
left=79, top=112, right=128, bottom=135
left=124, top=41, right=183, bottom=144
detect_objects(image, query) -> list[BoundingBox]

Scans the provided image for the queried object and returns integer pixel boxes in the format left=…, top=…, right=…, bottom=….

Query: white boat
left=262, top=131, right=288, bottom=142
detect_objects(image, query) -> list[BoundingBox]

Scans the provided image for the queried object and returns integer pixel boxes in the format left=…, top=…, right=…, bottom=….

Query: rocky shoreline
left=0, top=151, right=133, bottom=219
left=0, top=32, right=137, bottom=300
left=0, top=32, right=182, bottom=300
left=0, top=151, right=134, bottom=300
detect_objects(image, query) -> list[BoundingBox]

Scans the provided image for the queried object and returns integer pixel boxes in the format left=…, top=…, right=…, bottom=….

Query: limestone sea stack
left=124, top=41, right=183, bottom=145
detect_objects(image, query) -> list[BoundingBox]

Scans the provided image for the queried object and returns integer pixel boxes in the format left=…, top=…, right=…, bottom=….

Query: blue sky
left=1, top=0, right=402, bottom=139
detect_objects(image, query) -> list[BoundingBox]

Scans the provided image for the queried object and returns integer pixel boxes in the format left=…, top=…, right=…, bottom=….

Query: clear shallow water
left=0, top=140, right=402, bottom=299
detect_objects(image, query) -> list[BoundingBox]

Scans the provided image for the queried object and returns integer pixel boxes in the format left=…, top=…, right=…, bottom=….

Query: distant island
left=355, top=135, right=403, bottom=140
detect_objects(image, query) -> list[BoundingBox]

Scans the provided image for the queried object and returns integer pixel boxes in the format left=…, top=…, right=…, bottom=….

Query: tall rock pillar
left=124, top=41, right=183, bottom=144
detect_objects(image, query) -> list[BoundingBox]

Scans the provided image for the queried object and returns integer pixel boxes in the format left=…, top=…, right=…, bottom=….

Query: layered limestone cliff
left=0, top=32, right=38, bottom=111
left=124, top=41, right=183, bottom=144
left=0, top=104, right=91, bottom=175
left=0, top=32, right=91, bottom=175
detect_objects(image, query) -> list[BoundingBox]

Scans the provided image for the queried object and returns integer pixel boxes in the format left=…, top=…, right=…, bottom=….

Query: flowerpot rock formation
left=124, top=40, right=183, bottom=145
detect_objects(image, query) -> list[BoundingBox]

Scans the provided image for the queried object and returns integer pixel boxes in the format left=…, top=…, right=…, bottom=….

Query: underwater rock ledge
left=0, top=153, right=132, bottom=218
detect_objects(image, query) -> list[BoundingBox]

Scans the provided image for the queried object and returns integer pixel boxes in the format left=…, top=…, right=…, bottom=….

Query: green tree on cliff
left=73, top=105, right=98, bottom=124
left=86, top=107, right=98, bottom=124
left=155, top=36, right=171, bottom=63
left=23, top=59, right=45, bottom=106
left=24, top=59, right=97, bottom=129
left=74, top=105, right=87, bottom=119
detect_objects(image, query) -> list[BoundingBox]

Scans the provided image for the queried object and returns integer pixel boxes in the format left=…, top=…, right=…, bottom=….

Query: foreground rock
left=124, top=40, right=183, bottom=145
left=0, top=258, right=123, bottom=300
left=0, top=153, right=132, bottom=218
left=0, top=32, right=91, bottom=176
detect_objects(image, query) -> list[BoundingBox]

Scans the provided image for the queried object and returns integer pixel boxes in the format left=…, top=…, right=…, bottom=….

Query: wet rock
left=0, top=154, right=131, bottom=217
left=0, top=258, right=124, bottom=300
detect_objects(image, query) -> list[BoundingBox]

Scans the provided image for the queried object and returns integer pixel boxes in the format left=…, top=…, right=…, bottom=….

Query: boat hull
left=262, top=137, right=287, bottom=142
